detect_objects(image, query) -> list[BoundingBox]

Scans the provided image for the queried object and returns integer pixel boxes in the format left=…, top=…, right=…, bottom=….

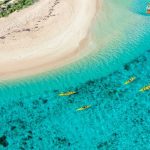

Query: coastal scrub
left=0, top=0, right=36, bottom=17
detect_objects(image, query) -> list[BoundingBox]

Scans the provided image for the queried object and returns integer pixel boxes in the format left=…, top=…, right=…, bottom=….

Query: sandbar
left=0, top=0, right=102, bottom=80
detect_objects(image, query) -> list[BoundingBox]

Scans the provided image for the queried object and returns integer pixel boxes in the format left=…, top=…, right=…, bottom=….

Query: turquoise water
left=0, top=0, right=150, bottom=149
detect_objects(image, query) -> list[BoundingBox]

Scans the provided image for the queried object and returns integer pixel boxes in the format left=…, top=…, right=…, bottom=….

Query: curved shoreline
left=0, top=0, right=101, bottom=80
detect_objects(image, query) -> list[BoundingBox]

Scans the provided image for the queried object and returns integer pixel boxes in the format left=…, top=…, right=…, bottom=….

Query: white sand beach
left=0, top=0, right=102, bottom=80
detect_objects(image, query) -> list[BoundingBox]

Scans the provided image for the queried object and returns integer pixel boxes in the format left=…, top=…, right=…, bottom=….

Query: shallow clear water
left=0, top=0, right=150, bottom=149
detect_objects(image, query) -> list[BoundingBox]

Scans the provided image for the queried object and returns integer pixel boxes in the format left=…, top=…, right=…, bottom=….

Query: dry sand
left=0, top=0, right=102, bottom=80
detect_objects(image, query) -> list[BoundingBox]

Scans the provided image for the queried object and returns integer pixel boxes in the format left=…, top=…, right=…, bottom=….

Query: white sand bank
left=0, top=0, right=102, bottom=80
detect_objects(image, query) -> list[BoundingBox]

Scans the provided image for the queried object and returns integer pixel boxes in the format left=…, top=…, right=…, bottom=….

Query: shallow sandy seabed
left=0, top=0, right=101, bottom=80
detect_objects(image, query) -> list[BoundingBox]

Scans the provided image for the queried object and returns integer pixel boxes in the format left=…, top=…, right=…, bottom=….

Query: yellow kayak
left=76, top=105, right=91, bottom=111
left=124, top=76, right=136, bottom=85
left=59, top=91, right=76, bottom=96
left=139, top=85, right=150, bottom=92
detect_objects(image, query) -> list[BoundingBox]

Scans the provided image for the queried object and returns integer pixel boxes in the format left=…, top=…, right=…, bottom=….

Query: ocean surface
left=0, top=0, right=150, bottom=149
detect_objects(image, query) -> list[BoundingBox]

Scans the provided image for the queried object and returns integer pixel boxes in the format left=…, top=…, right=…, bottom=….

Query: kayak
left=139, top=85, right=150, bottom=92
left=76, top=105, right=91, bottom=111
left=124, top=76, right=136, bottom=85
left=59, top=91, right=76, bottom=96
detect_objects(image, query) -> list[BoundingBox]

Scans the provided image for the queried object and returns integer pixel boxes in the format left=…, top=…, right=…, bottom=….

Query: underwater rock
left=53, top=90, right=59, bottom=93
left=97, top=133, right=118, bottom=149
left=27, top=135, right=32, bottom=140
left=97, top=141, right=108, bottom=149
left=42, top=99, right=48, bottom=104
left=0, top=135, right=9, bottom=147
left=124, top=64, right=130, bottom=71
left=11, top=126, right=16, bottom=131
left=38, top=137, right=42, bottom=141
left=28, top=131, right=32, bottom=134
left=53, top=137, right=70, bottom=147
left=68, top=99, right=74, bottom=104
left=19, top=146, right=25, bottom=150
left=86, top=80, right=95, bottom=86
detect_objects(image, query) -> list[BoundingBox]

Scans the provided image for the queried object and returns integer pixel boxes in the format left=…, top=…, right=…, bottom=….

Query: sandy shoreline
left=0, top=0, right=102, bottom=80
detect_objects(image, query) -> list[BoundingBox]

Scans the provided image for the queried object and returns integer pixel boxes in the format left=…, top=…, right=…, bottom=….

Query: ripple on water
left=0, top=50, right=150, bottom=149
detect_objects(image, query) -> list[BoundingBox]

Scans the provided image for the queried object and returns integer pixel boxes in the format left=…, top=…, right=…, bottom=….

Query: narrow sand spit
left=0, top=0, right=102, bottom=80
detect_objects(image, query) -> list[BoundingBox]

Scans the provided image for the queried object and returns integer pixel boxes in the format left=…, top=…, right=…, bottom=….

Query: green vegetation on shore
left=0, top=0, right=36, bottom=18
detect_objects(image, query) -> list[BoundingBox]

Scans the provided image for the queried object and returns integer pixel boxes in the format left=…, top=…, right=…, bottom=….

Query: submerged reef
left=0, top=50, right=150, bottom=149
